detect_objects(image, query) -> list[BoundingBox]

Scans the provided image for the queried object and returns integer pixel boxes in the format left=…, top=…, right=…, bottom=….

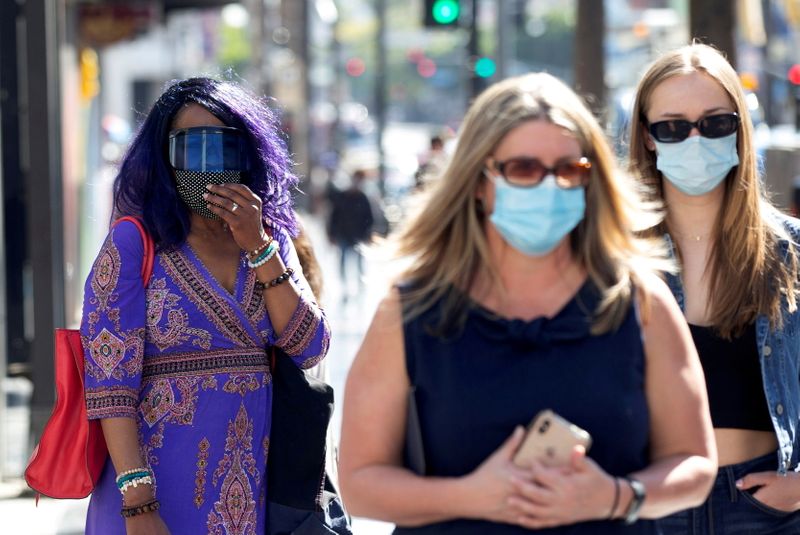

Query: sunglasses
left=487, top=157, right=592, bottom=189
left=648, top=113, right=739, bottom=143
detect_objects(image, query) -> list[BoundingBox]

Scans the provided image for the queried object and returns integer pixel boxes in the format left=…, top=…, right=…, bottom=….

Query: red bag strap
left=112, top=216, right=155, bottom=286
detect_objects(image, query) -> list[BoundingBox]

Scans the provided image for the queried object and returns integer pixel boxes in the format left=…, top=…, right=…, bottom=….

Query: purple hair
left=112, top=77, right=299, bottom=249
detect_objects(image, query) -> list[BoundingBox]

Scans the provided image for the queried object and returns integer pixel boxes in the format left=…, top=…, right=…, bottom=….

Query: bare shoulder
left=351, top=286, right=406, bottom=372
left=635, top=270, right=682, bottom=327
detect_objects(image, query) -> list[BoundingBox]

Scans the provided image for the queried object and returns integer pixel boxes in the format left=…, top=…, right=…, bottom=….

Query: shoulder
left=635, top=270, right=682, bottom=327
left=108, top=219, right=146, bottom=259
left=763, top=205, right=800, bottom=244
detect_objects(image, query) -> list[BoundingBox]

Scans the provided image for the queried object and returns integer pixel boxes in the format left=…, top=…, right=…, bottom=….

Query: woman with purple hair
left=80, top=77, right=330, bottom=534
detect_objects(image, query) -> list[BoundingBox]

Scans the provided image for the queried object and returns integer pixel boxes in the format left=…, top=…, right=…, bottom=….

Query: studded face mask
left=168, top=125, right=250, bottom=219
left=173, top=170, right=242, bottom=219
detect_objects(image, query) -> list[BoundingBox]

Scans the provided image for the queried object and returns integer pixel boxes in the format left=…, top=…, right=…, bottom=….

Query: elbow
left=683, top=455, right=718, bottom=508
left=338, top=468, right=370, bottom=519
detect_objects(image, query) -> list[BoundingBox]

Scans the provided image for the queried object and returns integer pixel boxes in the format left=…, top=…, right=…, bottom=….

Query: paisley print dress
left=82, top=220, right=330, bottom=534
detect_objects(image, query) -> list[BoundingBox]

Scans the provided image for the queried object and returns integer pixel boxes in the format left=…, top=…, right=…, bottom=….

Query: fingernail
left=206, top=184, right=214, bottom=190
left=735, top=479, right=742, bottom=488
left=202, top=193, right=209, bottom=199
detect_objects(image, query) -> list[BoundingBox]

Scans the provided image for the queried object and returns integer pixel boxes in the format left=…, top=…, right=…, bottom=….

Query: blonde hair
left=394, top=72, right=669, bottom=335
left=629, top=43, right=797, bottom=337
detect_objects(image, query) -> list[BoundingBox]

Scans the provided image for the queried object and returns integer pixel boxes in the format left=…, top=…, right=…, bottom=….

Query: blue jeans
left=658, top=451, right=800, bottom=534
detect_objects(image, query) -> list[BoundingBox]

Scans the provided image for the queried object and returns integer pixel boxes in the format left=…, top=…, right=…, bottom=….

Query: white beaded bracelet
left=248, top=241, right=280, bottom=269
left=119, top=475, right=154, bottom=494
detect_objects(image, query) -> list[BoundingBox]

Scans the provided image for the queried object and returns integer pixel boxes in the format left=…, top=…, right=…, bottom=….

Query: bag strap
left=112, top=216, right=155, bottom=286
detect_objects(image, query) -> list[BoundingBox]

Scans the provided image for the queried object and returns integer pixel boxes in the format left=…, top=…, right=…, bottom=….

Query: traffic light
left=474, top=57, right=496, bottom=78
left=424, top=0, right=460, bottom=28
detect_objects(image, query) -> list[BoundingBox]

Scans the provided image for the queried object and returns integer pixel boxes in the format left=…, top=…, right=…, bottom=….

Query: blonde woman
left=339, top=73, right=716, bottom=534
left=629, top=44, right=800, bottom=533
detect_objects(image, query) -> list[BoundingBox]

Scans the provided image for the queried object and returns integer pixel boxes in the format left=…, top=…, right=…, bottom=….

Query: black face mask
left=173, top=169, right=242, bottom=219
left=168, top=126, right=250, bottom=219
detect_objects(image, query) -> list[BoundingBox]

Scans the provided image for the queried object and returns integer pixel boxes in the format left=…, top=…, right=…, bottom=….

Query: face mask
left=488, top=175, right=585, bottom=256
left=654, top=133, right=739, bottom=196
left=174, top=169, right=242, bottom=219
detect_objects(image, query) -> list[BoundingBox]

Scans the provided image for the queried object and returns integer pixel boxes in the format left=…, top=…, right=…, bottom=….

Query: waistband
left=713, top=450, right=779, bottom=496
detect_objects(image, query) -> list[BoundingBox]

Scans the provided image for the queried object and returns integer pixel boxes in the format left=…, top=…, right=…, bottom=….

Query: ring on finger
left=231, top=202, right=239, bottom=212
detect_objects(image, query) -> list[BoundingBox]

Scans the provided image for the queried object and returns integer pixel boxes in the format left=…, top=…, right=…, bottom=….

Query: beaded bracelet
left=247, top=235, right=273, bottom=261
left=248, top=241, right=280, bottom=269
left=117, top=467, right=150, bottom=479
left=266, top=268, right=294, bottom=288
left=120, top=499, right=160, bottom=518
left=119, top=475, right=154, bottom=494
left=116, top=468, right=151, bottom=489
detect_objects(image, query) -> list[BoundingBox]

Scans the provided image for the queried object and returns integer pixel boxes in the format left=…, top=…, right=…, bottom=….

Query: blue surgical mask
left=488, top=175, right=585, bottom=256
left=654, top=133, right=739, bottom=196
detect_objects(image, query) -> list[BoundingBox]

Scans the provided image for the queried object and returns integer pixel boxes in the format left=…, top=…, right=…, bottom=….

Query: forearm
left=254, top=253, right=299, bottom=335
left=100, top=417, right=153, bottom=505
left=628, top=453, right=716, bottom=519
left=342, top=465, right=475, bottom=526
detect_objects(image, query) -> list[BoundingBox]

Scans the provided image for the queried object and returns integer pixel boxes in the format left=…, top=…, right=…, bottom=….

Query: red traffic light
left=789, top=64, right=800, bottom=85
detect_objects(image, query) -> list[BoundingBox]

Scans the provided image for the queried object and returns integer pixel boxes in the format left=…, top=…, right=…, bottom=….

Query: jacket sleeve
left=268, top=227, right=331, bottom=369
left=80, top=221, right=147, bottom=420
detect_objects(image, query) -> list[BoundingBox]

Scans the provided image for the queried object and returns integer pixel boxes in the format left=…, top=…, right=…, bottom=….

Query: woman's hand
left=509, top=446, right=616, bottom=529
left=203, top=183, right=267, bottom=251
left=125, top=512, right=171, bottom=535
left=736, top=470, right=800, bottom=513
left=461, top=427, right=548, bottom=527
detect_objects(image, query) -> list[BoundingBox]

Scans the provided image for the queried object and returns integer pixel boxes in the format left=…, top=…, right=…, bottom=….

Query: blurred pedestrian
left=629, top=43, right=800, bottom=533
left=82, top=77, right=330, bottom=534
left=326, top=169, right=375, bottom=299
left=339, top=72, right=716, bottom=533
left=414, top=135, right=448, bottom=188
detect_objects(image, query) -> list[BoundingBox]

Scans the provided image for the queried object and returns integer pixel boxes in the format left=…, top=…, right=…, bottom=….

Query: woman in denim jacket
left=628, top=44, right=800, bottom=533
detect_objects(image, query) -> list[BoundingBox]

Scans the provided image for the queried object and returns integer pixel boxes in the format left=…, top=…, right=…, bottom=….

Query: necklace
left=670, top=228, right=711, bottom=243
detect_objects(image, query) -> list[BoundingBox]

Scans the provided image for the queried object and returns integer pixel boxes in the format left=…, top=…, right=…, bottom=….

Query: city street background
left=4, top=0, right=800, bottom=533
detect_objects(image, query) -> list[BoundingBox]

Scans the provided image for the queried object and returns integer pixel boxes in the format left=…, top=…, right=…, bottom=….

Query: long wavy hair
left=113, top=77, right=299, bottom=249
left=394, top=72, right=669, bottom=335
left=629, top=44, right=797, bottom=337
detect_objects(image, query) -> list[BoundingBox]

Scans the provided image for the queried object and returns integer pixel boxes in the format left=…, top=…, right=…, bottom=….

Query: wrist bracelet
left=119, top=475, right=154, bottom=494
left=116, top=468, right=152, bottom=489
left=247, top=235, right=273, bottom=260
left=121, top=498, right=160, bottom=518
left=607, top=477, right=620, bottom=520
left=248, top=241, right=280, bottom=269
left=117, top=467, right=150, bottom=479
left=622, top=476, right=646, bottom=525
left=265, top=268, right=294, bottom=288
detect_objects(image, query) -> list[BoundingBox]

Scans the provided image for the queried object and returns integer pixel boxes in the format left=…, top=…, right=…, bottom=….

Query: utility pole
left=496, top=0, right=509, bottom=79
left=467, top=0, right=481, bottom=98
left=375, top=0, right=387, bottom=196
left=574, top=0, right=606, bottom=118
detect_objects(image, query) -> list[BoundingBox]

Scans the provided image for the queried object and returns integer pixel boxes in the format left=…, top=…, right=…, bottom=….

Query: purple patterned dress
left=82, top=220, right=330, bottom=534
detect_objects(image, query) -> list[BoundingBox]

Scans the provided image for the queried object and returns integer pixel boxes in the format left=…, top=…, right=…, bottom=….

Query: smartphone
left=512, top=409, right=592, bottom=468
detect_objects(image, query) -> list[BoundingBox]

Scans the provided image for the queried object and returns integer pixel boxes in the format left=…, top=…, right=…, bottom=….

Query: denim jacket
left=663, top=213, right=800, bottom=474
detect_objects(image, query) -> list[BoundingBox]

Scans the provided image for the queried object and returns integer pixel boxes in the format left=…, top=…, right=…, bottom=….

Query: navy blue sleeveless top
left=395, top=281, right=660, bottom=534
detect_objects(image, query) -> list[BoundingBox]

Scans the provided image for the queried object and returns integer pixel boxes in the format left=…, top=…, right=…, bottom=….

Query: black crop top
left=688, top=323, right=773, bottom=432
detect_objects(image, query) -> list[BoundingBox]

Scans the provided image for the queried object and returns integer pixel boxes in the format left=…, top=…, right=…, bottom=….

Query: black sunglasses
left=487, top=157, right=592, bottom=189
left=648, top=113, right=739, bottom=143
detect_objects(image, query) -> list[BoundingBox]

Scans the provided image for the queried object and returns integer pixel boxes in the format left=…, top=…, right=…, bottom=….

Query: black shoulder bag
left=267, top=348, right=352, bottom=535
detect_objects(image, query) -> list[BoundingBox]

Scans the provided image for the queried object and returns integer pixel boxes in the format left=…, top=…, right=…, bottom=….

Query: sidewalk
left=0, top=213, right=393, bottom=534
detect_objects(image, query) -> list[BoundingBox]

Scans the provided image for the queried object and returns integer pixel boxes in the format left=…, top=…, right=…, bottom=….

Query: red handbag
left=24, top=216, right=154, bottom=499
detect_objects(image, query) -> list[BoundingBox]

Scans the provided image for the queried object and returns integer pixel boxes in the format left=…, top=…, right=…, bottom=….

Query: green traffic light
left=475, top=57, right=496, bottom=78
left=432, top=0, right=459, bottom=24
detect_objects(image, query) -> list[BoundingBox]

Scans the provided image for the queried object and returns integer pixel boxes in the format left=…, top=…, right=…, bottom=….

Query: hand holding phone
left=512, top=409, right=592, bottom=468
